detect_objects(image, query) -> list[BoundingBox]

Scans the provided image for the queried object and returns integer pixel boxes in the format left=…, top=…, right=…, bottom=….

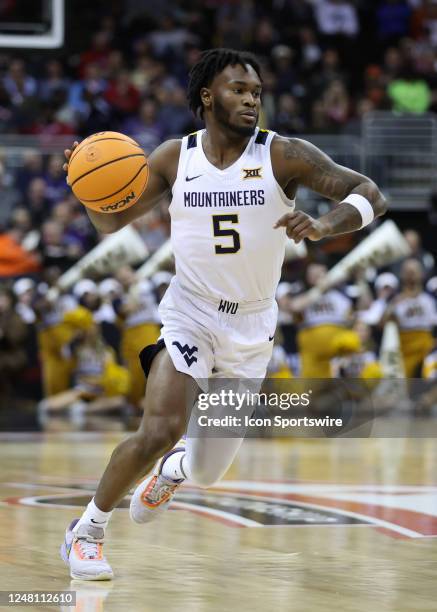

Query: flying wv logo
left=172, top=341, right=198, bottom=367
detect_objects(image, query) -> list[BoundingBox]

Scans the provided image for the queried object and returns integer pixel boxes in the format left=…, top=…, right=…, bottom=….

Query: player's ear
left=200, top=87, right=212, bottom=111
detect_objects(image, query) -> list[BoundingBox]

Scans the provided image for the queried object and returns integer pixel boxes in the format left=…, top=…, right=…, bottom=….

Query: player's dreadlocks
left=187, top=48, right=262, bottom=119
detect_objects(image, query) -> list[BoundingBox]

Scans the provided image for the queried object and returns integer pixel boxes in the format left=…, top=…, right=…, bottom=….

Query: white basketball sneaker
left=129, top=439, right=186, bottom=524
left=60, top=519, right=114, bottom=581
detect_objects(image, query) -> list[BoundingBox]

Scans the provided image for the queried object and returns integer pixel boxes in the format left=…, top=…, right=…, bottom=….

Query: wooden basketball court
left=1, top=430, right=436, bottom=611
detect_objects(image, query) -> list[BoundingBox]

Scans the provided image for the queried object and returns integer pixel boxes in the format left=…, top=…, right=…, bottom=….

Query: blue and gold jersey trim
left=255, top=129, right=269, bottom=145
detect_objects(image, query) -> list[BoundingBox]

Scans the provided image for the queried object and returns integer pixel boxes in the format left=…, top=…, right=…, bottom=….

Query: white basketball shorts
left=157, top=278, right=277, bottom=384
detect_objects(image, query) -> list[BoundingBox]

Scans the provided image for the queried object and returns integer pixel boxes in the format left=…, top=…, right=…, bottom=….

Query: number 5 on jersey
left=212, top=214, right=241, bottom=254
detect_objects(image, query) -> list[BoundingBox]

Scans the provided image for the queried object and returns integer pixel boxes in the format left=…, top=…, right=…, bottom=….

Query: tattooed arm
left=271, top=136, right=387, bottom=242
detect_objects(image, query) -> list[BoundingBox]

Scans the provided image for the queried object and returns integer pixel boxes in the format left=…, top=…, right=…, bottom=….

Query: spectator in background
left=363, top=66, right=389, bottom=109
left=44, top=155, right=70, bottom=206
left=14, top=150, right=44, bottom=198
left=33, top=291, right=93, bottom=398
left=321, top=79, right=351, bottom=128
left=252, top=17, right=278, bottom=58
left=298, top=27, right=323, bottom=75
left=343, top=97, right=376, bottom=136
left=377, top=0, right=412, bottom=46
left=130, top=56, right=164, bottom=95
left=68, top=63, right=110, bottom=135
left=114, top=266, right=161, bottom=406
left=2, top=59, right=37, bottom=107
left=313, top=0, right=359, bottom=38
left=132, top=204, right=169, bottom=253
left=37, top=321, right=130, bottom=431
left=404, top=229, right=435, bottom=275
left=39, top=60, right=71, bottom=102
left=286, top=262, right=353, bottom=378
left=272, top=93, right=306, bottom=134
left=24, top=98, right=75, bottom=137
left=9, top=207, right=34, bottom=239
left=148, top=15, right=196, bottom=59
left=388, top=61, right=431, bottom=112
left=79, top=31, right=113, bottom=79
left=0, top=80, right=15, bottom=133
left=39, top=219, right=83, bottom=272
left=0, top=161, right=22, bottom=230
left=280, top=0, right=315, bottom=29
left=215, top=0, right=256, bottom=49
left=0, top=227, right=40, bottom=278
left=51, top=200, right=96, bottom=253
left=122, top=98, right=164, bottom=154
left=0, top=286, right=28, bottom=398
left=95, top=278, right=122, bottom=357
left=106, top=50, right=126, bottom=81
left=257, top=69, right=277, bottom=128
left=69, top=63, right=107, bottom=117
left=13, top=277, right=36, bottom=325
left=215, top=14, right=245, bottom=50
left=105, top=70, right=140, bottom=124
left=382, top=47, right=404, bottom=82
left=8, top=206, right=40, bottom=257
left=26, top=178, right=51, bottom=226
left=358, top=272, right=399, bottom=326
left=391, top=229, right=435, bottom=278
left=271, top=45, right=297, bottom=95
left=384, top=258, right=436, bottom=377
left=330, top=320, right=381, bottom=379
left=156, top=86, right=195, bottom=138
left=310, top=100, right=333, bottom=133
left=310, top=48, right=346, bottom=98
left=411, top=0, right=437, bottom=46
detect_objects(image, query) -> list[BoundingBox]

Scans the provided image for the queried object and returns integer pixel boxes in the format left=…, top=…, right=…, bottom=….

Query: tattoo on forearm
left=283, top=138, right=387, bottom=217
left=283, top=138, right=362, bottom=201
left=319, top=203, right=362, bottom=236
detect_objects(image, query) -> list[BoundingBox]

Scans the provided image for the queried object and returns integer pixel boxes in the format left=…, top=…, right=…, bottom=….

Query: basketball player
left=60, top=49, right=386, bottom=580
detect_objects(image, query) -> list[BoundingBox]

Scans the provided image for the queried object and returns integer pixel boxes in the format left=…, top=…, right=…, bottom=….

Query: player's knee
left=133, top=422, right=185, bottom=462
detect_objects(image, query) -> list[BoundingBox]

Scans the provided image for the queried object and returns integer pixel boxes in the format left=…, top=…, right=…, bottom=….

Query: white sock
left=160, top=451, right=187, bottom=482
left=73, top=497, right=113, bottom=533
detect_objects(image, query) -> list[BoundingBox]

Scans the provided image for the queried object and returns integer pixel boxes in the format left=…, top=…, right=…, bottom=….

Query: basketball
left=67, top=131, right=149, bottom=214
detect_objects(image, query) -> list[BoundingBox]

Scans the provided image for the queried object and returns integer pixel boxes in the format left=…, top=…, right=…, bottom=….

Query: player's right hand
left=63, top=141, right=79, bottom=184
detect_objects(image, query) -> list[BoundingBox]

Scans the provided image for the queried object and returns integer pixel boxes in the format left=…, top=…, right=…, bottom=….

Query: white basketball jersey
left=170, top=128, right=294, bottom=303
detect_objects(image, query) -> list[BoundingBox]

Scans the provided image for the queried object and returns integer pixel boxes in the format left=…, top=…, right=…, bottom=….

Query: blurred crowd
left=1, top=1, right=437, bottom=141
left=1, top=0, right=437, bottom=428
left=1, top=225, right=437, bottom=428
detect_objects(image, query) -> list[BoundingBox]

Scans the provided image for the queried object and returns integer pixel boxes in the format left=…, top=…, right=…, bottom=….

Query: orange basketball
left=67, top=131, right=149, bottom=213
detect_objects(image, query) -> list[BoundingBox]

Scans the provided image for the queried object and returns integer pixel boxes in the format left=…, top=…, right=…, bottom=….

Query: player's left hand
left=273, top=211, right=327, bottom=243
left=63, top=140, right=79, bottom=185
